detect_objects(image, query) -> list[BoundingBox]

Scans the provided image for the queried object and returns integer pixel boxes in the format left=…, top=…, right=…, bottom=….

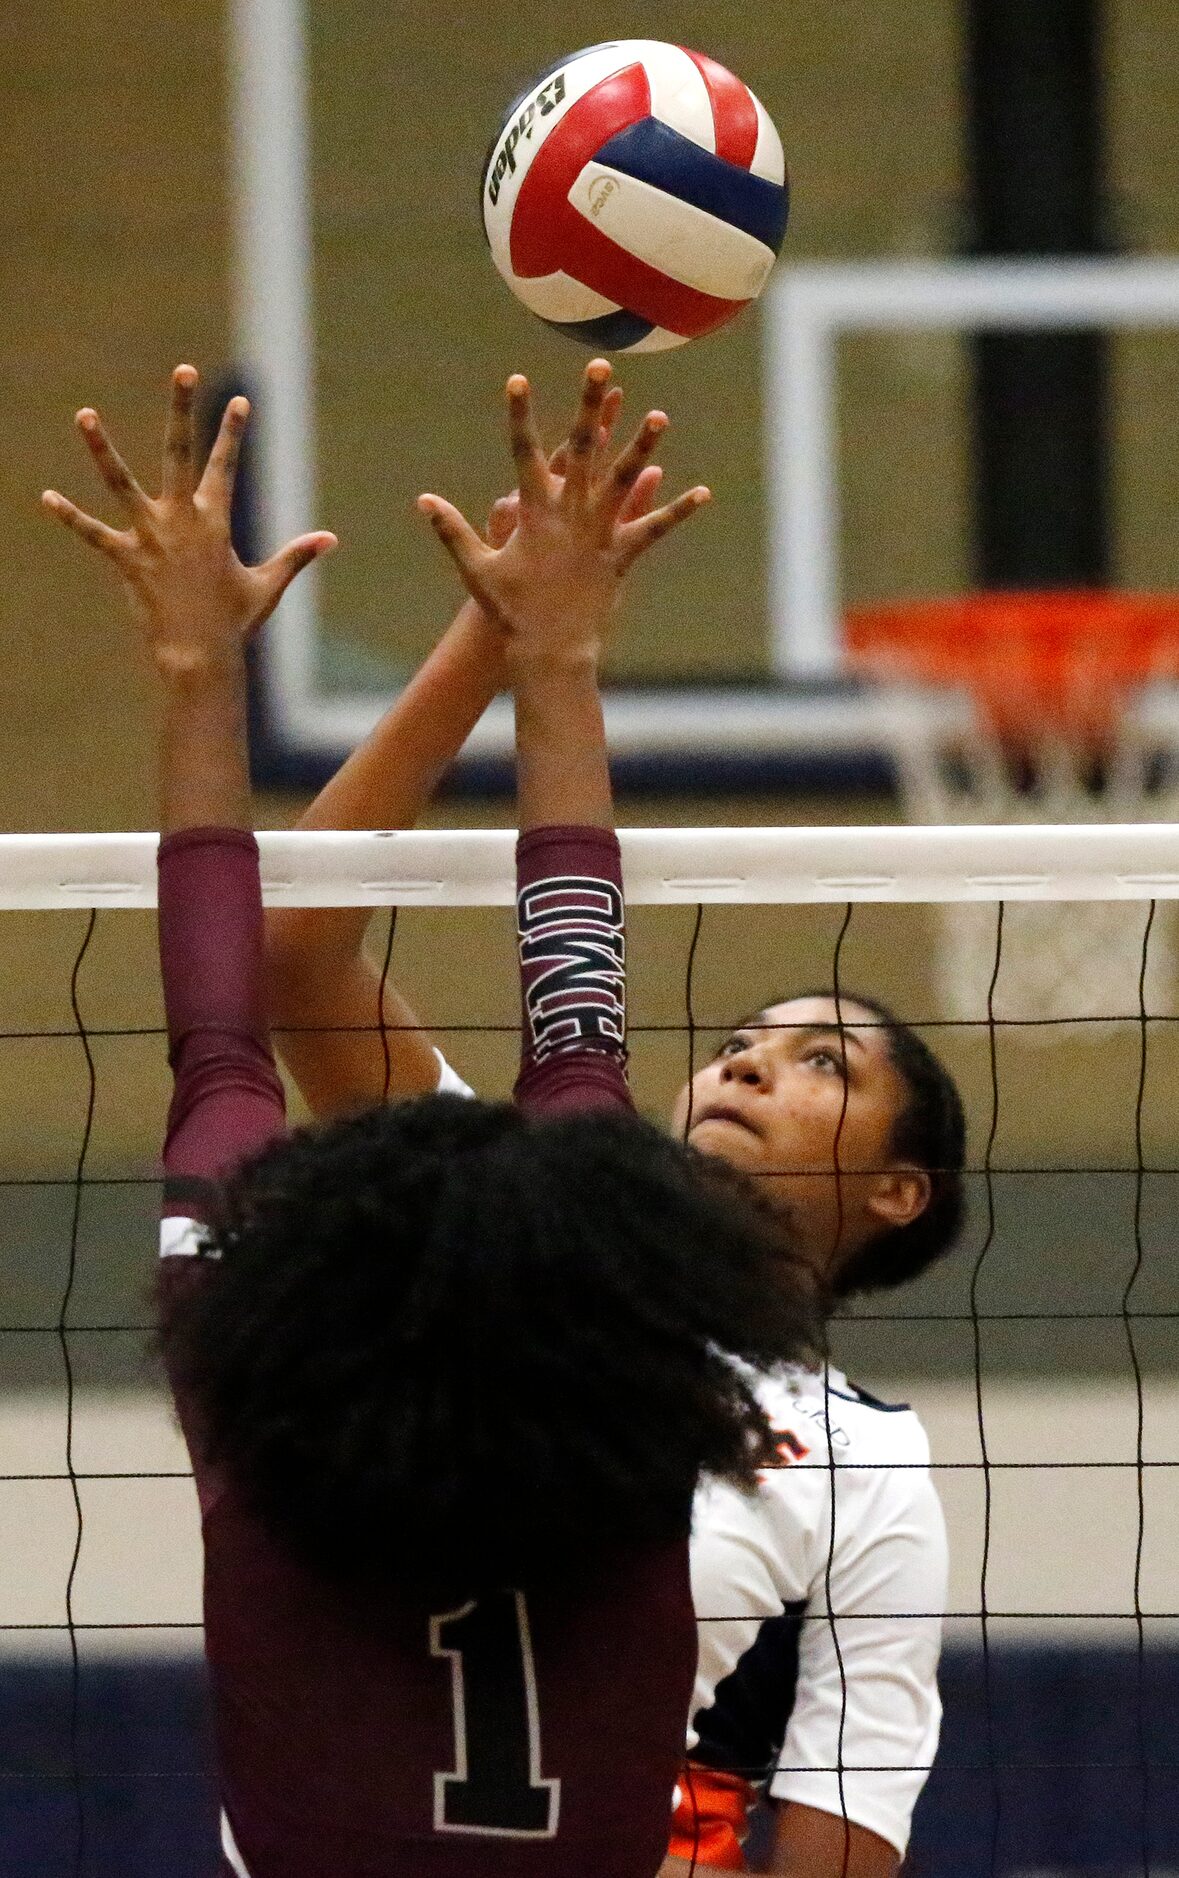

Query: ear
left=865, top=1165, right=932, bottom=1233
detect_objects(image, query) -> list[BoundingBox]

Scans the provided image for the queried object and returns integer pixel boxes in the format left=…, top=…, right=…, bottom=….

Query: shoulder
left=752, top=1365, right=933, bottom=1470
left=742, top=1368, right=944, bottom=1587
left=829, top=1376, right=933, bottom=1468
left=822, top=1375, right=943, bottom=1554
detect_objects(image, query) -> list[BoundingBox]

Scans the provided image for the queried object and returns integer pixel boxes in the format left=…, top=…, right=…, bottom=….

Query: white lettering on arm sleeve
left=770, top=1470, right=948, bottom=1857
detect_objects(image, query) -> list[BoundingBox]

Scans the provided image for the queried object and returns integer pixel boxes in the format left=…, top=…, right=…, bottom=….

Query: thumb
left=253, top=530, right=337, bottom=623
left=417, top=495, right=492, bottom=584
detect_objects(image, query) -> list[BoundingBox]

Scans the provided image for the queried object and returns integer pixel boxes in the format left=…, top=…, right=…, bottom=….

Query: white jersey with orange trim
left=682, top=1363, right=947, bottom=1860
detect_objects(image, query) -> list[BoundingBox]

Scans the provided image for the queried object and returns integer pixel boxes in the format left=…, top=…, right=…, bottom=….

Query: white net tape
left=2, top=823, right=1179, bottom=910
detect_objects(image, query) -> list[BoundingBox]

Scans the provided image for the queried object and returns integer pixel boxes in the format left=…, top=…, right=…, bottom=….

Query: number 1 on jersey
left=431, top=1590, right=561, bottom=1837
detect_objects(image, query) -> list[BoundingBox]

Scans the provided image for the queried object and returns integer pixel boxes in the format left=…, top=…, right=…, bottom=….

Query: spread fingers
left=563, top=359, right=613, bottom=500
left=75, top=409, right=151, bottom=518
left=617, top=485, right=711, bottom=568
left=42, top=490, right=128, bottom=560
left=161, top=364, right=199, bottom=499
left=505, top=376, right=549, bottom=502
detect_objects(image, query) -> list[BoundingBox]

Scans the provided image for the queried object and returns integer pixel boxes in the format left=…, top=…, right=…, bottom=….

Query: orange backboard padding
left=846, top=591, right=1179, bottom=749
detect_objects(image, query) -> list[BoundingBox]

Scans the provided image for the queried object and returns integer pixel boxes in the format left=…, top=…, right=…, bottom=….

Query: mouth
left=690, top=1104, right=760, bottom=1137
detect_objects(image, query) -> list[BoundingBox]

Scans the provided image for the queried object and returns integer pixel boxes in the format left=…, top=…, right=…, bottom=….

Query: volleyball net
left=2, top=824, right=1179, bottom=1876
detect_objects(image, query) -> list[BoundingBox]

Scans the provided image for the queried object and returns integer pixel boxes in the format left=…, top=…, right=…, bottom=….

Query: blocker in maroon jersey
left=155, top=824, right=814, bottom=1877
left=197, top=1506, right=695, bottom=1878
left=156, top=828, right=697, bottom=1878
left=49, top=354, right=819, bottom=1878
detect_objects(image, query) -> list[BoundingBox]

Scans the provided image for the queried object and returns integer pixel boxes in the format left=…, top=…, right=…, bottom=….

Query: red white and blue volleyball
left=482, top=42, right=789, bottom=352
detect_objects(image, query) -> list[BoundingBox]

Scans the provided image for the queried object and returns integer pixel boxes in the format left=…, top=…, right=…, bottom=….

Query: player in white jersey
left=671, top=1358, right=946, bottom=1874
left=260, top=391, right=966, bottom=1877
left=658, top=990, right=961, bottom=1877
left=414, top=993, right=958, bottom=1878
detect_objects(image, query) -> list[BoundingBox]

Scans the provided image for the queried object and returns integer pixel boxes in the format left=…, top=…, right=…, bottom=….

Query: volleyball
left=481, top=42, right=789, bottom=352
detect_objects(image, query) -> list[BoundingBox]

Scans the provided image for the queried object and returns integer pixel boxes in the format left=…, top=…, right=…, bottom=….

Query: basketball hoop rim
left=846, top=590, right=1179, bottom=747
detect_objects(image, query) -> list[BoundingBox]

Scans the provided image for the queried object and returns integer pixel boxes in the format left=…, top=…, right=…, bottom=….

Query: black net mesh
left=2, top=892, right=1177, bottom=1877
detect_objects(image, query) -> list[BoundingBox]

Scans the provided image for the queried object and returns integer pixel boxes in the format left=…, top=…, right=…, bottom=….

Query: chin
left=688, top=1118, right=763, bottom=1169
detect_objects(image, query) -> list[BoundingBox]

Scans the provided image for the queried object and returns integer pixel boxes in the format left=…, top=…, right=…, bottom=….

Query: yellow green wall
left=2, top=2, right=1179, bottom=1275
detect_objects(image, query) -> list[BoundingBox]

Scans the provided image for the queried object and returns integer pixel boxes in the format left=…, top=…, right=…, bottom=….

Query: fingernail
left=76, top=410, right=97, bottom=430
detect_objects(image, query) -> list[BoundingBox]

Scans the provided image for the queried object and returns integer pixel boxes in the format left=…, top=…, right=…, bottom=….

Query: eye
left=717, top=1033, right=751, bottom=1059
left=804, top=1046, right=846, bottom=1076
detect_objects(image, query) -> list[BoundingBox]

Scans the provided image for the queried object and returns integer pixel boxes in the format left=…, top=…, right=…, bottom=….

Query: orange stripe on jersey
left=669, top=1764, right=757, bottom=1868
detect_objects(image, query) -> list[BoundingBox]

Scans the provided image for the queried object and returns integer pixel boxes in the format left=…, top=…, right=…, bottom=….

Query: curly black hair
left=161, top=1095, right=820, bottom=1596
left=778, top=989, right=967, bottom=1297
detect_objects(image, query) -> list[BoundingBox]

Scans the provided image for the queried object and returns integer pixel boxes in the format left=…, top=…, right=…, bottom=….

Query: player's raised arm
left=419, top=358, right=709, bottom=1117
left=264, top=388, right=669, bottom=1119
left=263, top=585, right=507, bottom=1114
left=43, top=366, right=336, bottom=1224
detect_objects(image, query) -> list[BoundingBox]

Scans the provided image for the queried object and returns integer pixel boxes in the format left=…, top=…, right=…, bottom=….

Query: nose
left=720, top=1049, right=769, bottom=1090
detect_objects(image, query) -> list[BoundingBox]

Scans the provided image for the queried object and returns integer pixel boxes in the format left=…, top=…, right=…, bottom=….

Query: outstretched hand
left=419, top=360, right=709, bottom=671
left=43, top=365, right=336, bottom=680
left=482, top=382, right=666, bottom=549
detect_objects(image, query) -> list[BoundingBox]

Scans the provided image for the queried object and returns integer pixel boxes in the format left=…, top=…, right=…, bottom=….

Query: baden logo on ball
left=482, top=41, right=789, bottom=352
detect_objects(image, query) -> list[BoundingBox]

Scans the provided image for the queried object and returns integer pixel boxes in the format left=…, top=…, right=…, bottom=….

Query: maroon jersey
left=156, top=826, right=697, bottom=1878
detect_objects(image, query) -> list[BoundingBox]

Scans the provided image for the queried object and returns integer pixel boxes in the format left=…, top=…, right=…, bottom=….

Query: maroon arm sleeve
left=158, top=828, right=287, bottom=1226
left=156, top=830, right=287, bottom=1504
left=513, top=825, right=632, bottom=1117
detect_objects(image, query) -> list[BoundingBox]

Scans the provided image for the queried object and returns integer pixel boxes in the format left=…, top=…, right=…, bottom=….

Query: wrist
left=152, top=639, right=247, bottom=689
left=452, top=597, right=510, bottom=671
left=504, top=642, right=601, bottom=683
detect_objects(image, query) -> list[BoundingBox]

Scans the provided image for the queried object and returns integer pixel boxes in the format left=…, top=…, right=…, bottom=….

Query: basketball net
left=848, top=594, right=1179, bottom=1027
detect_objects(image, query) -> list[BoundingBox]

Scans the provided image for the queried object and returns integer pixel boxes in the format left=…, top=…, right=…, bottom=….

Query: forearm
left=263, top=603, right=504, bottom=1112
left=511, top=652, right=613, bottom=832
left=509, top=640, right=623, bottom=1111
left=299, top=600, right=504, bottom=835
left=157, top=648, right=252, bottom=836
left=270, top=600, right=504, bottom=961
left=514, top=824, right=629, bottom=1115
left=769, top=1805, right=900, bottom=1878
left=658, top=1809, right=901, bottom=1877
left=154, top=636, right=277, bottom=1162
left=159, top=829, right=285, bottom=1191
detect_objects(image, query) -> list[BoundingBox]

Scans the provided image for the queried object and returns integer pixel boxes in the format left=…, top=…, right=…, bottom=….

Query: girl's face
left=671, top=995, right=931, bottom=1280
